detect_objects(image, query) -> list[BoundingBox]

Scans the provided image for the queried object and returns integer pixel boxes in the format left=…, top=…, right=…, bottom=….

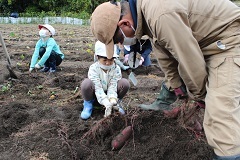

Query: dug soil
left=0, top=24, right=213, bottom=160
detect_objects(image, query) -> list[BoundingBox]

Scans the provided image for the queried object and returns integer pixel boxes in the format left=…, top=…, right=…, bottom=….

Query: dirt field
left=0, top=24, right=213, bottom=160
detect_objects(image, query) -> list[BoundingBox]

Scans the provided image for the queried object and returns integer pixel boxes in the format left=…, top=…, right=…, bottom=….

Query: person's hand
left=104, top=105, right=112, bottom=117
left=109, top=98, right=117, bottom=106
left=34, top=63, right=41, bottom=69
left=123, top=54, right=129, bottom=64
left=122, top=65, right=130, bottom=70
left=139, top=57, right=144, bottom=66
left=102, top=98, right=113, bottom=117
left=29, top=68, right=34, bottom=72
left=174, top=85, right=187, bottom=99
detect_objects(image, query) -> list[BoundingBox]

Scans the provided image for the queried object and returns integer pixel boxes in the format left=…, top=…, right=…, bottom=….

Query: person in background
left=29, top=24, right=64, bottom=73
left=94, top=43, right=130, bottom=70
left=90, top=0, right=240, bottom=159
left=80, top=40, right=130, bottom=120
left=114, top=43, right=130, bottom=70
left=123, top=36, right=152, bottom=67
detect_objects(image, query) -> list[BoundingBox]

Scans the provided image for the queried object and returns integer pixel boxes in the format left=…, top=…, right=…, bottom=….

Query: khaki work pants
left=204, top=46, right=240, bottom=156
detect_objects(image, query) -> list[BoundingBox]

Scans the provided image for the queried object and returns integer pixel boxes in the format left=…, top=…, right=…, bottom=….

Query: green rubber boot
left=139, top=82, right=177, bottom=111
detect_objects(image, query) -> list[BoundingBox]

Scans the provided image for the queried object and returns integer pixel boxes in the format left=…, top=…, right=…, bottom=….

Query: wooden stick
left=0, top=32, right=11, bottom=66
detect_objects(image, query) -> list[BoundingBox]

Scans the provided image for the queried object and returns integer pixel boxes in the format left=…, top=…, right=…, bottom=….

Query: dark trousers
left=39, top=47, right=62, bottom=69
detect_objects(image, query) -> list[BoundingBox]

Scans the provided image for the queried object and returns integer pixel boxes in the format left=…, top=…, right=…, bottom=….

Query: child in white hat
left=29, top=24, right=64, bottom=73
left=80, top=40, right=130, bottom=120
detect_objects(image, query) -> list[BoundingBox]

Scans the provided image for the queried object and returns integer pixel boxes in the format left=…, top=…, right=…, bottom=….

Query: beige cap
left=90, top=2, right=121, bottom=59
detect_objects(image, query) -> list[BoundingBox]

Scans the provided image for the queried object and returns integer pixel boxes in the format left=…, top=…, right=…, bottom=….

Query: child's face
left=41, top=28, right=51, bottom=36
left=98, top=57, right=114, bottom=66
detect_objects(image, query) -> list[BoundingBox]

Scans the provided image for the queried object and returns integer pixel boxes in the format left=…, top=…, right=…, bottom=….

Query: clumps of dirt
left=0, top=101, right=214, bottom=160
left=0, top=102, right=31, bottom=138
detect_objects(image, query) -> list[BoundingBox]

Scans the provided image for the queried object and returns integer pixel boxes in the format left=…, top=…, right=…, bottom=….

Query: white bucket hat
left=38, top=24, right=55, bottom=36
left=95, top=40, right=118, bottom=58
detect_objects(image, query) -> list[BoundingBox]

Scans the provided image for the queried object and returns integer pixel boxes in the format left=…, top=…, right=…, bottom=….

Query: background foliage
left=0, top=0, right=107, bottom=19
left=0, top=0, right=239, bottom=19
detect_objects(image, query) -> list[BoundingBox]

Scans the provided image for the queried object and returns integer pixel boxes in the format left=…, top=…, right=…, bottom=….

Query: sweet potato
left=163, top=107, right=181, bottom=118
left=111, top=126, right=132, bottom=150
left=193, top=120, right=203, bottom=132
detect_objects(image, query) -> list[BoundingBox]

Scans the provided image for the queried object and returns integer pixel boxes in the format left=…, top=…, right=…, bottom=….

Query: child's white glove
left=29, top=67, right=34, bottom=72
left=109, top=98, right=117, bottom=105
left=139, top=57, right=144, bottom=66
left=122, top=65, right=130, bottom=70
left=35, top=63, right=41, bottom=69
left=123, top=54, right=129, bottom=64
left=104, top=106, right=112, bottom=117
left=102, top=98, right=113, bottom=117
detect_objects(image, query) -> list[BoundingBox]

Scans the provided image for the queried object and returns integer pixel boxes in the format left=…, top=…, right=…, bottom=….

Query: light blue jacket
left=88, top=62, right=122, bottom=105
left=30, top=38, right=64, bottom=68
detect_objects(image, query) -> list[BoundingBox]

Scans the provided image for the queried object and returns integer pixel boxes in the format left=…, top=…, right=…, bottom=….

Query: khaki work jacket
left=135, top=0, right=240, bottom=100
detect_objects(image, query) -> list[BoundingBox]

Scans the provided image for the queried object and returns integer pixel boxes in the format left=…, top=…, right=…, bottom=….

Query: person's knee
left=48, top=51, right=57, bottom=61
left=118, top=78, right=130, bottom=90
left=143, top=56, right=151, bottom=66
left=39, top=47, right=46, bottom=57
left=81, top=78, right=94, bottom=91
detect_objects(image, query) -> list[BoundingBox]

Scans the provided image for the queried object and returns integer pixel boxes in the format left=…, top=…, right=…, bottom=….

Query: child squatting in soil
left=29, top=24, right=64, bottom=73
left=80, top=40, right=130, bottom=120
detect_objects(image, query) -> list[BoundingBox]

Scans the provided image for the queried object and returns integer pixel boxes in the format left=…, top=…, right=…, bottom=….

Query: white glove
left=104, top=106, right=112, bottom=117
left=122, top=65, right=130, bottom=70
left=139, top=57, right=144, bottom=66
left=35, top=63, right=41, bottom=69
left=109, top=98, right=117, bottom=105
left=123, top=54, right=129, bottom=64
left=102, top=98, right=113, bottom=117
left=29, top=68, right=34, bottom=72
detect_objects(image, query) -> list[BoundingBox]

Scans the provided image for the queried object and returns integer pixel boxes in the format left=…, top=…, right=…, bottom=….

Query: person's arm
left=155, top=12, right=207, bottom=100
left=37, top=38, right=55, bottom=66
left=107, top=65, right=122, bottom=100
left=88, top=63, right=108, bottom=104
left=30, top=40, right=41, bottom=68
left=153, top=45, right=183, bottom=88
left=54, top=41, right=64, bottom=59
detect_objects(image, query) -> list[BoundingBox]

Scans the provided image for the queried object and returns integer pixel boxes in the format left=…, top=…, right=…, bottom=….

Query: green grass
left=233, top=0, right=240, bottom=6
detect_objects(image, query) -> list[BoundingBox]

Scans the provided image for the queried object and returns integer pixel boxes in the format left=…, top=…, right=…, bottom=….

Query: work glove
left=109, top=98, right=117, bottom=106
left=102, top=98, right=113, bottom=117
left=104, top=106, right=112, bottom=117
left=29, top=67, right=34, bottom=72
left=34, top=63, right=41, bottom=69
left=139, top=57, right=144, bottom=66
left=122, top=65, right=130, bottom=70
left=123, top=54, right=129, bottom=64
left=174, top=85, right=187, bottom=99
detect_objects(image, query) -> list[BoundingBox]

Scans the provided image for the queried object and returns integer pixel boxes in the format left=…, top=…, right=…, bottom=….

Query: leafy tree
left=0, top=0, right=110, bottom=18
